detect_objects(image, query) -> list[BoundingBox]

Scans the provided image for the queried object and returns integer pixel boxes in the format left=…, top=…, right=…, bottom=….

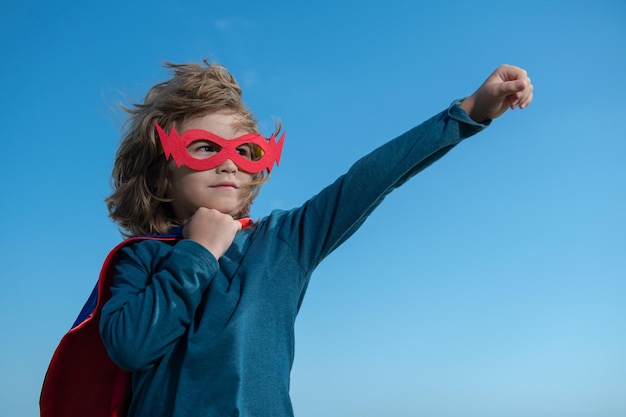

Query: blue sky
left=1, top=1, right=624, bottom=416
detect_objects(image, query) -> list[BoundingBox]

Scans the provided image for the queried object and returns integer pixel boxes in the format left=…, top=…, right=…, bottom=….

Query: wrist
left=459, top=95, right=485, bottom=123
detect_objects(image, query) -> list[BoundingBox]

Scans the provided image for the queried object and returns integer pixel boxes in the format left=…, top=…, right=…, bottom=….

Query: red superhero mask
left=155, top=122, right=285, bottom=173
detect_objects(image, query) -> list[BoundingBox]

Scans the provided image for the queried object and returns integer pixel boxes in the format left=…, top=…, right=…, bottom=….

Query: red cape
left=39, top=235, right=179, bottom=417
left=40, top=218, right=253, bottom=416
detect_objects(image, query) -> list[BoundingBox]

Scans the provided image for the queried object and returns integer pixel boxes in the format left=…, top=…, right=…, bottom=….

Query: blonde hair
left=106, top=59, right=274, bottom=237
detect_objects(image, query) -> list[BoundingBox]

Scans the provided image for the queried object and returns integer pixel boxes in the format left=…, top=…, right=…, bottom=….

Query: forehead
left=180, top=112, right=250, bottom=139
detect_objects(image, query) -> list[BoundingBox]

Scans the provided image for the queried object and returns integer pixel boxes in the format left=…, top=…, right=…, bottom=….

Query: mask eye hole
left=236, top=143, right=265, bottom=161
left=188, top=140, right=221, bottom=158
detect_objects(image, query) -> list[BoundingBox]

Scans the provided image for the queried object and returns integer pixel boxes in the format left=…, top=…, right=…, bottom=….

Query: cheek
left=237, top=173, right=260, bottom=207
left=169, top=168, right=203, bottom=197
left=240, top=172, right=254, bottom=186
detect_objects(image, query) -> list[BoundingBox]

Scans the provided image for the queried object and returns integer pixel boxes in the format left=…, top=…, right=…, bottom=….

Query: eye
left=236, top=144, right=253, bottom=160
left=237, top=144, right=264, bottom=161
left=188, top=141, right=220, bottom=158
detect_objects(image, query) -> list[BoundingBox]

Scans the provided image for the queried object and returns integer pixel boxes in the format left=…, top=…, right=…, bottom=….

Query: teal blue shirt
left=100, top=101, right=488, bottom=417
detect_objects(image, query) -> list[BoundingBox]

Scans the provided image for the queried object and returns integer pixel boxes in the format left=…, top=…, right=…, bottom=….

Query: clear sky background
left=1, top=1, right=624, bottom=416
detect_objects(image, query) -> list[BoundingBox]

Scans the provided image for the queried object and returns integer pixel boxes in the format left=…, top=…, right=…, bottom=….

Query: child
left=41, top=60, right=533, bottom=417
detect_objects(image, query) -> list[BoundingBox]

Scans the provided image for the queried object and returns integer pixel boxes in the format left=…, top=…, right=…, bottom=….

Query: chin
left=215, top=204, right=244, bottom=217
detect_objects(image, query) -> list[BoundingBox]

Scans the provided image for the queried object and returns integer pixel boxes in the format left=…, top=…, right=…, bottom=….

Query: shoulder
left=112, top=237, right=206, bottom=271
left=253, top=209, right=300, bottom=241
left=116, top=236, right=179, bottom=257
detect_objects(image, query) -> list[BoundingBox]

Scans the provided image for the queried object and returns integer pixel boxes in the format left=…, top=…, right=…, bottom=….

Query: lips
left=211, top=181, right=239, bottom=189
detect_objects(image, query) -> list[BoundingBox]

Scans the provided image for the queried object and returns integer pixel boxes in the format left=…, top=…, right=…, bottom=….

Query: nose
left=216, top=158, right=238, bottom=174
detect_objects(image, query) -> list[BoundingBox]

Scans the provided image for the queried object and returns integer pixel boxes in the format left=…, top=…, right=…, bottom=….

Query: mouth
left=211, top=182, right=239, bottom=189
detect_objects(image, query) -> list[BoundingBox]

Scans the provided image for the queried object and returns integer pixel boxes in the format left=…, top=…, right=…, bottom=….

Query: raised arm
left=277, top=65, right=533, bottom=273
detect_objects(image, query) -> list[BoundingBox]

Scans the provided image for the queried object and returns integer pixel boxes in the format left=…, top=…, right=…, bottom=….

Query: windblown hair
left=106, top=59, right=274, bottom=237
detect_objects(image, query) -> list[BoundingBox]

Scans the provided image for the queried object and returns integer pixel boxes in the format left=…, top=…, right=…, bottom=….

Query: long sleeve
left=100, top=239, right=218, bottom=371
left=275, top=100, right=488, bottom=273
